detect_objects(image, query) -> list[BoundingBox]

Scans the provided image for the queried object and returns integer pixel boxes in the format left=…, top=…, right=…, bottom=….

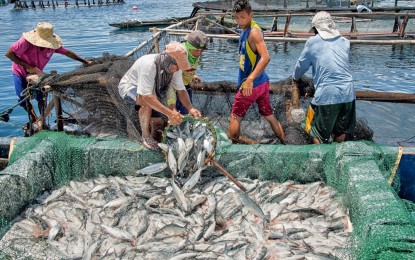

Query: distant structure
left=13, top=0, right=125, bottom=10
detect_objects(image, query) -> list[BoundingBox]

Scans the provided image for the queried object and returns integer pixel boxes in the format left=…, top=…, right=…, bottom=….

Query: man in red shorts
left=230, top=0, right=285, bottom=144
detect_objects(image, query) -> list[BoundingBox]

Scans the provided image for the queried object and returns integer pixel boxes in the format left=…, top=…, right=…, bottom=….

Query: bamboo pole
left=124, top=16, right=204, bottom=57
left=152, top=27, right=160, bottom=54
left=188, top=81, right=415, bottom=104
left=192, top=3, right=415, bottom=13
left=283, top=15, right=291, bottom=37
left=158, top=29, right=415, bottom=44
left=399, top=14, right=410, bottom=37
left=195, top=11, right=415, bottom=19
left=203, top=17, right=239, bottom=35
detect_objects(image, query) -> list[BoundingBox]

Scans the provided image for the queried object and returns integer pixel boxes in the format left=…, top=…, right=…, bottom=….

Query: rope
left=388, top=146, right=403, bottom=185
left=0, top=95, right=31, bottom=122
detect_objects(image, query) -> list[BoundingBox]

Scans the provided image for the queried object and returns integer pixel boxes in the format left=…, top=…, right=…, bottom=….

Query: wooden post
left=53, top=93, right=63, bottom=132
left=283, top=15, right=291, bottom=37
left=399, top=14, right=409, bottom=37
left=284, top=0, right=287, bottom=8
left=152, top=27, right=160, bottom=54
left=271, top=17, right=278, bottom=32
left=393, top=11, right=401, bottom=32
left=350, top=16, right=358, bottom=33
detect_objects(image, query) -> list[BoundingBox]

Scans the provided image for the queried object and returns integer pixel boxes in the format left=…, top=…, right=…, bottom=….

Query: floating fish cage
left=0, top=23, right=415, bottom=259
left=0, top=131, right=414, bottom=259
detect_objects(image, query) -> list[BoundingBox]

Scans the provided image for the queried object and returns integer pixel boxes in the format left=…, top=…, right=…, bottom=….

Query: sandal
left=142, top=137, right=160, bottom=151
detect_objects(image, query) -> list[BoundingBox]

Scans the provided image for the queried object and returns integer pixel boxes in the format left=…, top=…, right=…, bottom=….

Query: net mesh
left=2, top=132, right=414, bottom=259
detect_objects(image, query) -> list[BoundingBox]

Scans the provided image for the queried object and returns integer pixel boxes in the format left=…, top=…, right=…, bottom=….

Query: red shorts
left=231, top=81, right=273, bottom=118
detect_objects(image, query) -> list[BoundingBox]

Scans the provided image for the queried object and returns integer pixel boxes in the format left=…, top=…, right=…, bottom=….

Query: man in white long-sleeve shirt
left=292, top=11, right=356, bottom=144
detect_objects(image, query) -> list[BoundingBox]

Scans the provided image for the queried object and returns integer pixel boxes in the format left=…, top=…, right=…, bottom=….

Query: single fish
left=171, top=179, right=189, bottom=212
left=88, top=183, right=110, bottom=194
left=182, top=167, right=204, bottom=194
left=42, top=188, right=66, bottom=204
left=101, top=224, right=134, bottom=241
left=136, top=162, right=168, bottom=175
left=234, top=187, right=268, bottom=221
left=158, top=143, right=169, bottom=152
left=168, top=147, right=177, bottom=176
left=103, top=196, right=132, bottom=209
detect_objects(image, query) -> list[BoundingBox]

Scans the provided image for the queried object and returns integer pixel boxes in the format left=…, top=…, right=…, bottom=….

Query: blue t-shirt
left=237, top=20, right=269, bottom=89
left=293, top=35, right=355, bottom=105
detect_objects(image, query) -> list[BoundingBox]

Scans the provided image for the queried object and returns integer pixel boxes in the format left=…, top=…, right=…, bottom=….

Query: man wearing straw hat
left=118, top=41, right=202, bottom=150
left=292, top=11, right=356, bottom=144
left=230, top=0, right=285, bottom=144
left=5, top=22, right=92, bottom=130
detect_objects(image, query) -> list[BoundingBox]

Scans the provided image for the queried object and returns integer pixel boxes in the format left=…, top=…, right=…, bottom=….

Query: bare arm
left=242, top=28, right=270, bottom=96
left=64, top=50, right=92, bottom=65
left=5, top=48, right=41, bottom=74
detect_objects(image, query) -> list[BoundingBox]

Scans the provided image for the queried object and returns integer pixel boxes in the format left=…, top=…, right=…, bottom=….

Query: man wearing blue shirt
left=293, top=11, right=356, bottom=144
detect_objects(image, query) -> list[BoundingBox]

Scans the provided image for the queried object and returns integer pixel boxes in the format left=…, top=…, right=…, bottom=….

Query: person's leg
left=13, top=74, right=37, bottom=123
left=150, top=117, right=166, bottom=142
left=334, top=134, right=346, bottom=143
left=256, top=82, right=285, bottom=143
left=333, top=100, right=356, bottom=143
left=136, top=95, right=158, bottom=149
left=176, top=85, right=192, bottom=114
left=150, top=109, right=167, bottom=142
left=229, top=114, right=242, bottom=143
left=304, top=104, right=338, bottom=144
left=229, top=88, right=254, bottom=144
left=264, top=114, right=285, bottom=144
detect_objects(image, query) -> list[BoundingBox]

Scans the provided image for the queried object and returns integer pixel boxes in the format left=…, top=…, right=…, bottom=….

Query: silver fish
left=136, top=162, right=168, bottom=175
left=158, top=143, right=169, bottom=152
left=168, top=147, right=177, bottom=176
left=171, top=179, right=189, bottom=212
left=100, top=225, right=134, bottom=241
left=182, top=167, right=204, bottom=194
left=42, top=188, right=66, bottom=204
left=234, top=188, right=268, bottom=221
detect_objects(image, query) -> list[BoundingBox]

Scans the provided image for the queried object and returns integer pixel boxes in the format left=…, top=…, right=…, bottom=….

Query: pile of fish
left=137, top=118, right=215, bottom=192
left=0, top=174, right=352, bottom=259
left=0, top=121, right=352, bottom=258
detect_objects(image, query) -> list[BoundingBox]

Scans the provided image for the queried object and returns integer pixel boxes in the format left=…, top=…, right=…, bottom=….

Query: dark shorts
left=304, top=100, right=356, bottom=143
left=124, top=95, right=163, bottom=118
left=176, top=85, right=192, bottom=115
left=231, top=81, right=273, bottom=118
left=13, top=74, right=43, bottom=107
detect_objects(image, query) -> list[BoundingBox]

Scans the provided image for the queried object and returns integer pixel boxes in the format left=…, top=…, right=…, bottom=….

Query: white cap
left=312, top=11, right=341, bottom=40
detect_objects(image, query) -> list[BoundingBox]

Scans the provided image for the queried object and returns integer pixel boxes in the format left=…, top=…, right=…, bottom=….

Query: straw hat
left=23, top=22, right=62, bottom=49
left=165, top=41, right=191, bottom=71
left=312, top=11, right=341, bottom=40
